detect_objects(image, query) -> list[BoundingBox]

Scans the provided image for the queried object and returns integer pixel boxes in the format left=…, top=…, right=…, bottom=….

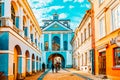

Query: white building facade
left=72, top=10, right=92, bottom=73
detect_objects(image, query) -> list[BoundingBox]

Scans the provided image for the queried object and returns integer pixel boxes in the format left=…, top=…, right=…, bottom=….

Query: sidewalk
left=24, top=72, right=43, bottom=80
left=66, top=68, right=103, bottom=80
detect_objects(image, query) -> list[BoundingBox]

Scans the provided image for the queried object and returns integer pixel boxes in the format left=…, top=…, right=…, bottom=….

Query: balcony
left=0, top=17, right=13, bottom=27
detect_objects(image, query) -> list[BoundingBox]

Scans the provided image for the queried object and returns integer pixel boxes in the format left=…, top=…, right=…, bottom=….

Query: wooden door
left=99, top=52, right=106, bottom=74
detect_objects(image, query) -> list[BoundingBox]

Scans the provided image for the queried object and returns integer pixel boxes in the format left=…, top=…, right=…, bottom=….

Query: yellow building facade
left=89, top=0, right=120, bottom=79
left=0, top=0, right=42, bottom=80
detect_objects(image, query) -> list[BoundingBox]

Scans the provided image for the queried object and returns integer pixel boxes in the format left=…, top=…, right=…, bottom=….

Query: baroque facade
left=41, top=13, right=73, bottom=68
left=89, top=0, right=120, bottom=79
left=71, top=10, right=93, bottom=73
left=0, top=0, right=42, bottom=80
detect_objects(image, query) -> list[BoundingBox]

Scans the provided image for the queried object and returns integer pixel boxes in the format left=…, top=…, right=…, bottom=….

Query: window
left=82, top=54, right=83, bottom=66
left=99, top=17, right=105, bottom=38
left=45, top=41, right=48, bottom=51
left=11, top=5, right=15, bottom=25
left=99, top=0, right=104, bottom=4
left=81, top=33, right=83, bottom=44
left=64, top=41, right=68, bottom=50
left=85, top=53, right=87, bottom=66
left=88, top=23, right=91, bottom=37
left=114, top=47, right=120, bottom=67
left=84, top=29, right=86, bottom=40
left=111, top=5, right=120, bottom=31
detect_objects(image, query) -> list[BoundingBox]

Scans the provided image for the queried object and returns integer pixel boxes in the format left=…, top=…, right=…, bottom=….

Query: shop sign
left=115, top=35, right=120, bottom=47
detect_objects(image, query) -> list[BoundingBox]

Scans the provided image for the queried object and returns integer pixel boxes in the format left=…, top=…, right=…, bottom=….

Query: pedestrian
left=51, top=63, right=54, bottom=73
left=42, top=63, right=45, bottom=72
left=55, top=62, right=58, bottom=73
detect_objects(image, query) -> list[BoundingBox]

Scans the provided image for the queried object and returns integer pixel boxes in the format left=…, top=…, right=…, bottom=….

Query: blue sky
left=28, top=0, right=90, bottom=31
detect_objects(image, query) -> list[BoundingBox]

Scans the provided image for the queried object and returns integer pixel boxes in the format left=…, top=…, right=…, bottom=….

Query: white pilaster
left=4, top=0, right=11, bottom=17
left=30, top=58, right=32, bottom=72
left=49, top=34, right=52, bottom=50
left=19, top=7, right=24, bottom=37
left=66, top=51, right=72, bottom=66
left=60, top=33, right=63, bottom=50
left=34, top=58, right=36, bottom=72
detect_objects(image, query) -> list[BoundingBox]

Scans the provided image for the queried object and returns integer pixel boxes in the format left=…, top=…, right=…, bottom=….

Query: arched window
left=64, top=41, right=68, bottom=50
left=11, top=4, right=15, bottom=25
left=52, top=36, right=60, bottom=51
left=114, top=47, right=120, bottom=66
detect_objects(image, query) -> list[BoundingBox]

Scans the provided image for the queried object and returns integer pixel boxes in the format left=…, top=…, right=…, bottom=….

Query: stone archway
left=48, top=53, right=65, bottom=68
left=14, top=45, right=22, bottom=80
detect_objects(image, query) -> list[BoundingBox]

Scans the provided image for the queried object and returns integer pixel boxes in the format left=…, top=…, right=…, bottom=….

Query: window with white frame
left=99, top=17, right=105, bottom=38
left=111, top=5, right=120, bottom=31
left=99, top=0, right=104, bottom=5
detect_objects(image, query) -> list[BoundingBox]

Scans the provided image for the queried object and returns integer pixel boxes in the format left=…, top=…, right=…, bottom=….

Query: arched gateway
left=47, top=53, right=65, bottom=68
left=41, top=13, right=73, bottom=68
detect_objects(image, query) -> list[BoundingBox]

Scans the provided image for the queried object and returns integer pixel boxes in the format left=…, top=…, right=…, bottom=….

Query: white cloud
left=63, top=0, right=73, bottom=2
left=86, top=4, right=91, bottom=8
left=48, top=6, right=64, bottom=11
left=69, top=5, right=74, bottom=9
left=59, top=13, right=67, bottom=19
left=28, top=0, right=53, bottom=8
left=74, top=0, right=84, bottom=3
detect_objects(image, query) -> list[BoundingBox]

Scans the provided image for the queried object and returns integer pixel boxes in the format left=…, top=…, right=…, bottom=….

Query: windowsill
left=112, top=66, right=120, bottom=70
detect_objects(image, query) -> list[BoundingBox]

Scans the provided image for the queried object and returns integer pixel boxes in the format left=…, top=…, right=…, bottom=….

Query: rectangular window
left=84, top=29, right=86, bottom=40
left=99, top=0, right=104, bottom=5
left=99, top=17, right=105, bottom=38
left=111, top=5, right=120, bottom=31
left=81, top=33, right=83, bottom=44
left=114, top=48, right=120, bottom=67
left=88, top=23, right=91, bottom=37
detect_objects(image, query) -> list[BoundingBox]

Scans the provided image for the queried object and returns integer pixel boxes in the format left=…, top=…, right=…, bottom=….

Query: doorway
left=98, top=51, right=106, bottom=74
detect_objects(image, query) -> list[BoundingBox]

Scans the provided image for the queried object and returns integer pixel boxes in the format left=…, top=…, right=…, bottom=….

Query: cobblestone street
left=25, top=68, right=102, bottom=80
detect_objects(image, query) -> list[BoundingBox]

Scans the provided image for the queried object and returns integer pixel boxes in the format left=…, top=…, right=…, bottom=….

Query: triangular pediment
left=43, top=21, right=71, bottom=31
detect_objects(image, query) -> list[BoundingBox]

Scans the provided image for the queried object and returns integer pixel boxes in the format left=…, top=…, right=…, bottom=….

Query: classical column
left=49, top=34, right=52, bottom=50
left=60, top=33, right=63, bottom=50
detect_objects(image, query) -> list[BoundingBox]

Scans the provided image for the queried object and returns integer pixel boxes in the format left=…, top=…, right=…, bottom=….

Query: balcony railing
left=0, top=17, right=13, bottom=27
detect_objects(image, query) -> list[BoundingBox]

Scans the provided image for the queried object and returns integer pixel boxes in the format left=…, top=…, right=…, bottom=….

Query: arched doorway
left=36, top=56, right=38, bottom=72
left=48, top=53, right=65, bottom=68
left=13, top=45, right=22, bottom=80
left=25, top=50, right=30, bottom=76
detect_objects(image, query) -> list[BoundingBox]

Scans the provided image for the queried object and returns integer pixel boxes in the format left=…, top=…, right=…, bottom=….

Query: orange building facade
left=89, top=0, right=120, bottom=79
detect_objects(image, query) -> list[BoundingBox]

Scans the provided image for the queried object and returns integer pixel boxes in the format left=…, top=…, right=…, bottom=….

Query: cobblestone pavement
left=24, top=72, right=43, bottom=80
left=66, top=68, right=102, bottom=80
left=24, top=68, right=103, bottom=80
left=43, top=69, right=86, bottom=80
